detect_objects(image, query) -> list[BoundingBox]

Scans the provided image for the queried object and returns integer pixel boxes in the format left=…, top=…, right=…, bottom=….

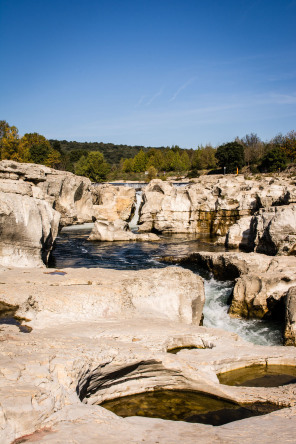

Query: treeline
left=1, top=120, right=295, bottom=182
left=50, top=139, right=166, bottom=165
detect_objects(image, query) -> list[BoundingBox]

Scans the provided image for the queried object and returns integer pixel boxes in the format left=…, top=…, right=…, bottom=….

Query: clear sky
left=1, top=0, right=296, bottom=148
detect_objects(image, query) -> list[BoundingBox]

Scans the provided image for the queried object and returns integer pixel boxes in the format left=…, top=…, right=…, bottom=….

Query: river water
left=50, top=225, right=283, bottom=346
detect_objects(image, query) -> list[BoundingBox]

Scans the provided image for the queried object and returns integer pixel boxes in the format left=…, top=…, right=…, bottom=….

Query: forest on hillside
left=0, top=120, right=295, bottom=182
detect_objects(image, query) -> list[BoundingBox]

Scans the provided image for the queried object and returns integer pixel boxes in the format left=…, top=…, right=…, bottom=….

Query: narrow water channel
left=49, top=225, right=283, bottom=346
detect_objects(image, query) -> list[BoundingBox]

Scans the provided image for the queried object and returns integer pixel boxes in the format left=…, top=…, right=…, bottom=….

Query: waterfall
left=129, top=191, right=142, bottom=231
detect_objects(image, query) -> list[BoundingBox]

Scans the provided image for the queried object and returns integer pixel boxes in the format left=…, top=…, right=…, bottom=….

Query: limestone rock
left=0, top=160, right=94, bottom=226
left=225, top=216, right=254, bottom=250
left=0, top=266, right=204, bottom=326
left=91, top=184, right=136, bottom=222
left=0, top=266, right=296, bottom=443
left=88, top=219, right=159, bottom=242
left=284, top=286, right=296, bottom=346
left=138, top=176, right=296, bottom=238
left=254, top=204, right=296, bottom=256
left=0, top=191, right=60, bottom=267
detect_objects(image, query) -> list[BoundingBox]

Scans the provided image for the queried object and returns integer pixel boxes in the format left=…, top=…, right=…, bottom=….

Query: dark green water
left=218, top=365, right=296, bottom=387
left=101, top=390, right=283, bottom=426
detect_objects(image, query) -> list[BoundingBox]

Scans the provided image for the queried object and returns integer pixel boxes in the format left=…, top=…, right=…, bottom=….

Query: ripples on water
left=50, top=226, right=283, bottom=346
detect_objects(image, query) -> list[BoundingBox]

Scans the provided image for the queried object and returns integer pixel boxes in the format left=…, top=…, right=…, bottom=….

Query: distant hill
left=49, top=139, right=170, bottom=165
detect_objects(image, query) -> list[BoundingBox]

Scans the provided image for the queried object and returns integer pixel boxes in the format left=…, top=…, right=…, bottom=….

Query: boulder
left=225, top=216, right=254, bottom=250
left=253, top=204, right=296, bottom=255
left=0, top=189, right=60, bottom=268
left=0, top=160, right=94, bottom=226
left=91, top=184, right=136, bottom=222
left=88, top=219, right=159, bottom=242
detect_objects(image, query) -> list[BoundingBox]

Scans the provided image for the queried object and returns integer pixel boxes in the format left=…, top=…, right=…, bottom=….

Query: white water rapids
left=56, top=224, right=283, bottom=346
left=203, top=277, right=282, bottom=346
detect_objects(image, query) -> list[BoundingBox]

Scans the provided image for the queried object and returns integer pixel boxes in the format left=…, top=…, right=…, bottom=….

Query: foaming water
left=203, top=278, right=283, bottom=346
left=50, top=226, right=283, bottom=346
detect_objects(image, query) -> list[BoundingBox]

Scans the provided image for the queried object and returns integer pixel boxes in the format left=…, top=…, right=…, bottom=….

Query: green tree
left=20, top=133, right=61, bottom=165
left=192, top=145, right=217, bottom=170
left=133, top=150, right=147, bottom=172
left=121, top=157, right=134, bottom=173
left=147, top=165, right=157, bottom=181
left=259, top=147, right=287, bottom=172
left=45, top=148, right=61, bottom=168
left=75, top=151, right=110, bottom=182
left=215, top=142, right=245, bottom=173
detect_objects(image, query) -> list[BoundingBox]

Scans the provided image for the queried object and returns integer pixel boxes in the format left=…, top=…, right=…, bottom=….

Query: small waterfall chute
left=129, top=191, right=142, bottom=232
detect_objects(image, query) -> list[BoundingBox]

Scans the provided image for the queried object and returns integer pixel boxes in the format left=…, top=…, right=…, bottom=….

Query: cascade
left=129, top=191, right=142, bottom=231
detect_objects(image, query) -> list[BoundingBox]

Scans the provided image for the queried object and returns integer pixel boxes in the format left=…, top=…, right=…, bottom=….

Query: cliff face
left=0, top=160, right=94, bottom=267
left=138, top=176, right=296, bottom=241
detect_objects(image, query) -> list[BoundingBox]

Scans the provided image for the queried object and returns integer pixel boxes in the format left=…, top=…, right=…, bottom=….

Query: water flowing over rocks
left=163, top=251, right=296, bottom=345
left=1, top=168, right=296, bottom=441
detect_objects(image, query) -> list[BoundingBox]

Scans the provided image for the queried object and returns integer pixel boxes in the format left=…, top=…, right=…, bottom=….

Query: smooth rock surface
left=0, top=186, right=60, bottom=267
left=91, top=183, right=136, bottom=222
left=0, top=263, right=295, bottom=443
left=89, top=218, right=159, bottom=242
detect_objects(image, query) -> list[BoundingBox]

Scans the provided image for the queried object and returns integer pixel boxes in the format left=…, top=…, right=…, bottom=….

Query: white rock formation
left=0, top=181, right=60, bottom=267
left=0, top=160, right=94, bottom=226
left=0, top=266, right=296, bottom=443
left=138, top=176, right=296, bottom=236
left=285, top=286, right=296, bottom=346
left=89, top=218, right=159, bottom=242
left=0, top=160, right=95, bottom=266
left=91, top=183, right=136, bottom=222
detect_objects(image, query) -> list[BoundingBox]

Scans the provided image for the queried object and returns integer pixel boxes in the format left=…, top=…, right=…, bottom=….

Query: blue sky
left=1, top=0, right=296, bottom=148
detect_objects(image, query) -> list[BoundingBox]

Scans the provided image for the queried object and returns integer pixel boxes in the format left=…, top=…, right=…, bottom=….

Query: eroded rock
left=88, top=219, right=159, bottom=242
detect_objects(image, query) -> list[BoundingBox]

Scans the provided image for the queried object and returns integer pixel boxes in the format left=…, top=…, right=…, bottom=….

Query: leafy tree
left=28, top=143, right=49, bottom=164
left=0, top=122, right=20, bottom=161
left=147, top=166, right=157, bottom=181
left=283, top=130, right=296, bottom=161
left=133, top=150, right=147, bottom=172
left=146, top=148, right=164, bottom=171
left=192, top=145, right=217, bottom=170
left=259, top=147, right=287, bottom=172
left=45, top=148, right=61, bottom=168
left=180, top=151, right=191, bottom=171
left=74, top=151, right=110, bottom=182
left=121, top=157, right=134, bottom=173
left=215, top=142, right=245, bottom=173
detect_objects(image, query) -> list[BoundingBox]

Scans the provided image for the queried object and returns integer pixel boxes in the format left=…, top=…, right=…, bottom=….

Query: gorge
left=1, top=161, right=296, bottom=443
